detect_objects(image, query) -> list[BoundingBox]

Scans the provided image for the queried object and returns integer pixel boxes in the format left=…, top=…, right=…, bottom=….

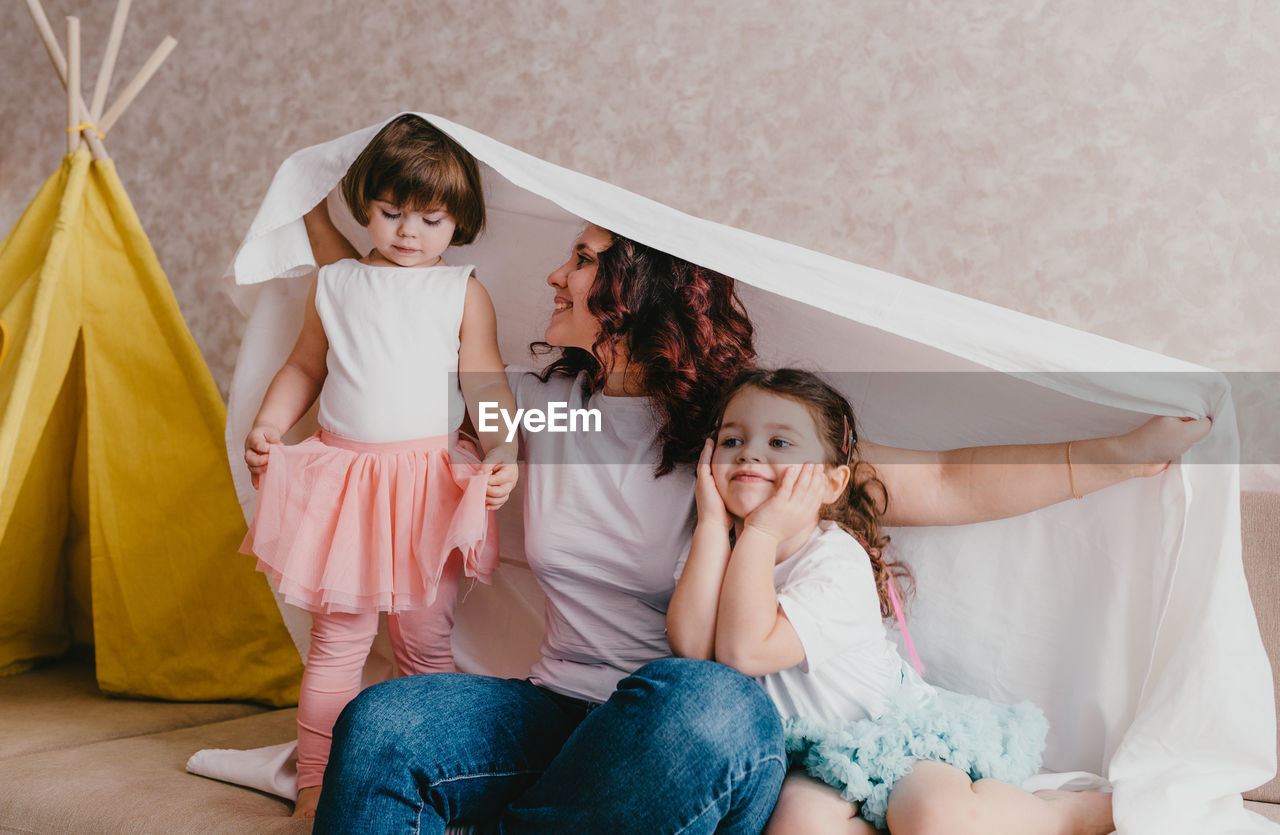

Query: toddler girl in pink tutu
left=240, top=114, right=518, bottom=818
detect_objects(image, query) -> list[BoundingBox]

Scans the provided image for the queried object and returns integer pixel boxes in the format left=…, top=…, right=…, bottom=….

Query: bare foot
left=292, top=785, right=322, bottom=819
left=1033, top=789, right=1115, bottom=835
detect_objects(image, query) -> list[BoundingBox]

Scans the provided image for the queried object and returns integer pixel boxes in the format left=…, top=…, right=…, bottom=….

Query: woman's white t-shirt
left=508, top=367, right=696, bottom=704
left=758, top=520, right=904, bottom=725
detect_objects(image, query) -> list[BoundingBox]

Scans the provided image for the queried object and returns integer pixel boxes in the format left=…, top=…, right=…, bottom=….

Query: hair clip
left=842, top=414, right=854, bottom=465
left=841, top=414, right=857, bottom=465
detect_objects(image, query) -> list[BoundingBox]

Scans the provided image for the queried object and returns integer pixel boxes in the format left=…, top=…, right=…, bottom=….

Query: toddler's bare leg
left=764, top=770, right=881, bottom=835
left=885, top=761, right=1114, bottom=835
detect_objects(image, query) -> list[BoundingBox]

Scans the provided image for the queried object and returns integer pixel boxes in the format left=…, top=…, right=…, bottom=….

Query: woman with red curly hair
left=308, top=218, right=1208, bottom=833
left=533, top=224, right=756, bottom=475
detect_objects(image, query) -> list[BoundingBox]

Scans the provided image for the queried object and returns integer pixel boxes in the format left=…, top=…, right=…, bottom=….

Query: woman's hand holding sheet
left=1116, top=415, right=1213, bottom=477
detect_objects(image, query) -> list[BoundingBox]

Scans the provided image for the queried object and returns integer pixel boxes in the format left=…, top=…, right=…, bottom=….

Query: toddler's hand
left=244, top=424, right=281, bottom=490
left=482, top=446, right=518, bottom=511
left=744, top=463, right=828, bottom=542
left=1119, top=415, right=1213, bottom=477
left=695, top=439, right=731, bottom=531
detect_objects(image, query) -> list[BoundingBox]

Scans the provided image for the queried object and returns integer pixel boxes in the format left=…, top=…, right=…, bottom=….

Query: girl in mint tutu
left=240, top=114, right=519, bottom=818
left=668, top=368, right=1115, bottom=835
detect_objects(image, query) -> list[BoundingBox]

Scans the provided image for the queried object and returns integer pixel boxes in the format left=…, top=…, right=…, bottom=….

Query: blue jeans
left=312, top=657, right=786, bottom=834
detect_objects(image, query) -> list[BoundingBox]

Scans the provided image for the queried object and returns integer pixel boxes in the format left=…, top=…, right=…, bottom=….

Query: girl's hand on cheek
left=744, top=463, right=827, bottom=542
left=695, top=438, right=731, bottom=531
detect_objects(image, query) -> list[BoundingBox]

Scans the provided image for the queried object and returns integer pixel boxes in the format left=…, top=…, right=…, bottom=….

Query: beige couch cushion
left=0, top=708, right=307, bottom=834
left=0, top=659, right=266, bottom=760
left=1243, top=490, right=1280, bottom=803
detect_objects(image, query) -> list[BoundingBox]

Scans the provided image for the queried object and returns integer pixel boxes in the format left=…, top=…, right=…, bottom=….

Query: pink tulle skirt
left=241, top=430, right=497, bottom=614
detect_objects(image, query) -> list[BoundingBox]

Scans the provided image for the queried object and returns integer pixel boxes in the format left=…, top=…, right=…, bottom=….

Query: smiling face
left=712, top=386, right=844, bottom=520
left=544, top=224, right=613, bottom=352
left=362, top=196, right=458, bottom=268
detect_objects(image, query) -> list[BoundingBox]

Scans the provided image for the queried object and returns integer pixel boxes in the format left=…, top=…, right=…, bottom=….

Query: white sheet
left=202, top=113, right=1276, bottom=834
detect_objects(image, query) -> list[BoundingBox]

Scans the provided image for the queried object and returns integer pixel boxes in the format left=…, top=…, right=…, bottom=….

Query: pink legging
left=296, top=558, right=462, bottom=789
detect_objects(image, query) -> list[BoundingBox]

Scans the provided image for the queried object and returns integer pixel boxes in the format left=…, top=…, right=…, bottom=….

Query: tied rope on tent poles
left=25, top=0, right=176, bottom=161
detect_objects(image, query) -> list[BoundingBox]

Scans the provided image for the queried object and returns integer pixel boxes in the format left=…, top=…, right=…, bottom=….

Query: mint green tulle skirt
left=783, top=667, right=1049, bottom=830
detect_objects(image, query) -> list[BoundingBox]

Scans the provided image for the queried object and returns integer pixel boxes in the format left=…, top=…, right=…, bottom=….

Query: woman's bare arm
left=304, top=200, right=359, bottom=267
left=863, top=415, right=1212, bottom=527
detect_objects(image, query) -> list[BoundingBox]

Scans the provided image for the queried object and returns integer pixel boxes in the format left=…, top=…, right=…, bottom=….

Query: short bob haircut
left=340, top=114, right=485, bottom=246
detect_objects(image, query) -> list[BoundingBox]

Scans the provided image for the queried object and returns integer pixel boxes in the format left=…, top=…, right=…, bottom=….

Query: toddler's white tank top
left=315, top=259, right=472, bottom=443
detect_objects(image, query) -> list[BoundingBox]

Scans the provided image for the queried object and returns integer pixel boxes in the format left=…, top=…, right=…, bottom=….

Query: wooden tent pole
left=98, top=36, right=177, bottom=136
left=90, top=0, right=132, bottom=122
left=25, top=0, right=109, bottom=160
left=26, top=0, right=67, bottom=84
left=66, top=17, right=80, bottom=155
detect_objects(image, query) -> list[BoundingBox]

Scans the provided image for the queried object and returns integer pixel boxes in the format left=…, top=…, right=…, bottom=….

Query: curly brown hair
left=718, top=368, right=914, bottom=620
left=533, top=231, right=756, bottom=475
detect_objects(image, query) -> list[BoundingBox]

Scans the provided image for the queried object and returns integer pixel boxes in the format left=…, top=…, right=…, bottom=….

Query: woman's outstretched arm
left=864, top=415, right=1212, bottom=527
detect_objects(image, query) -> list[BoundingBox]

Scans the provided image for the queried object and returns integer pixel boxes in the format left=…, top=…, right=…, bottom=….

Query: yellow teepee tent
left=0, top=0, right=301, bottom=706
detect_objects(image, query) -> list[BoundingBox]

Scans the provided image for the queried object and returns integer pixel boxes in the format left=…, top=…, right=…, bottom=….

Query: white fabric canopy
left=206, top=113, right=1276, bottom=834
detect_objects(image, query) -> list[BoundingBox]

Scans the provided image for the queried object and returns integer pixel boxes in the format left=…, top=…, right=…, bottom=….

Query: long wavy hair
left=717, top=368, right=913, bottom=619
left=533, top=230, right=756, bottom=475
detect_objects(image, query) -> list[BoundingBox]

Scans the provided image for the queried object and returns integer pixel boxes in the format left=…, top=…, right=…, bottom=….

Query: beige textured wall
left=2, top=1, right=1276, bottom=482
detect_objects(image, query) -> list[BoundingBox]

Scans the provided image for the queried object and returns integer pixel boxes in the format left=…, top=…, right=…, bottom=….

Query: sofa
left=1, top=491, right=1277, bottom=833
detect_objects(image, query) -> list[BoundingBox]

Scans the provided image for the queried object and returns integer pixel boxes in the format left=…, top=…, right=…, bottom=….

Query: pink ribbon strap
left=888, top=580, right=925, bottom=675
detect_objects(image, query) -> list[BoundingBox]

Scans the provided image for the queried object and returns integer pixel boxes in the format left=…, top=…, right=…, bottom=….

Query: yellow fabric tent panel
left=0, top=150, right=301, bottom=705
